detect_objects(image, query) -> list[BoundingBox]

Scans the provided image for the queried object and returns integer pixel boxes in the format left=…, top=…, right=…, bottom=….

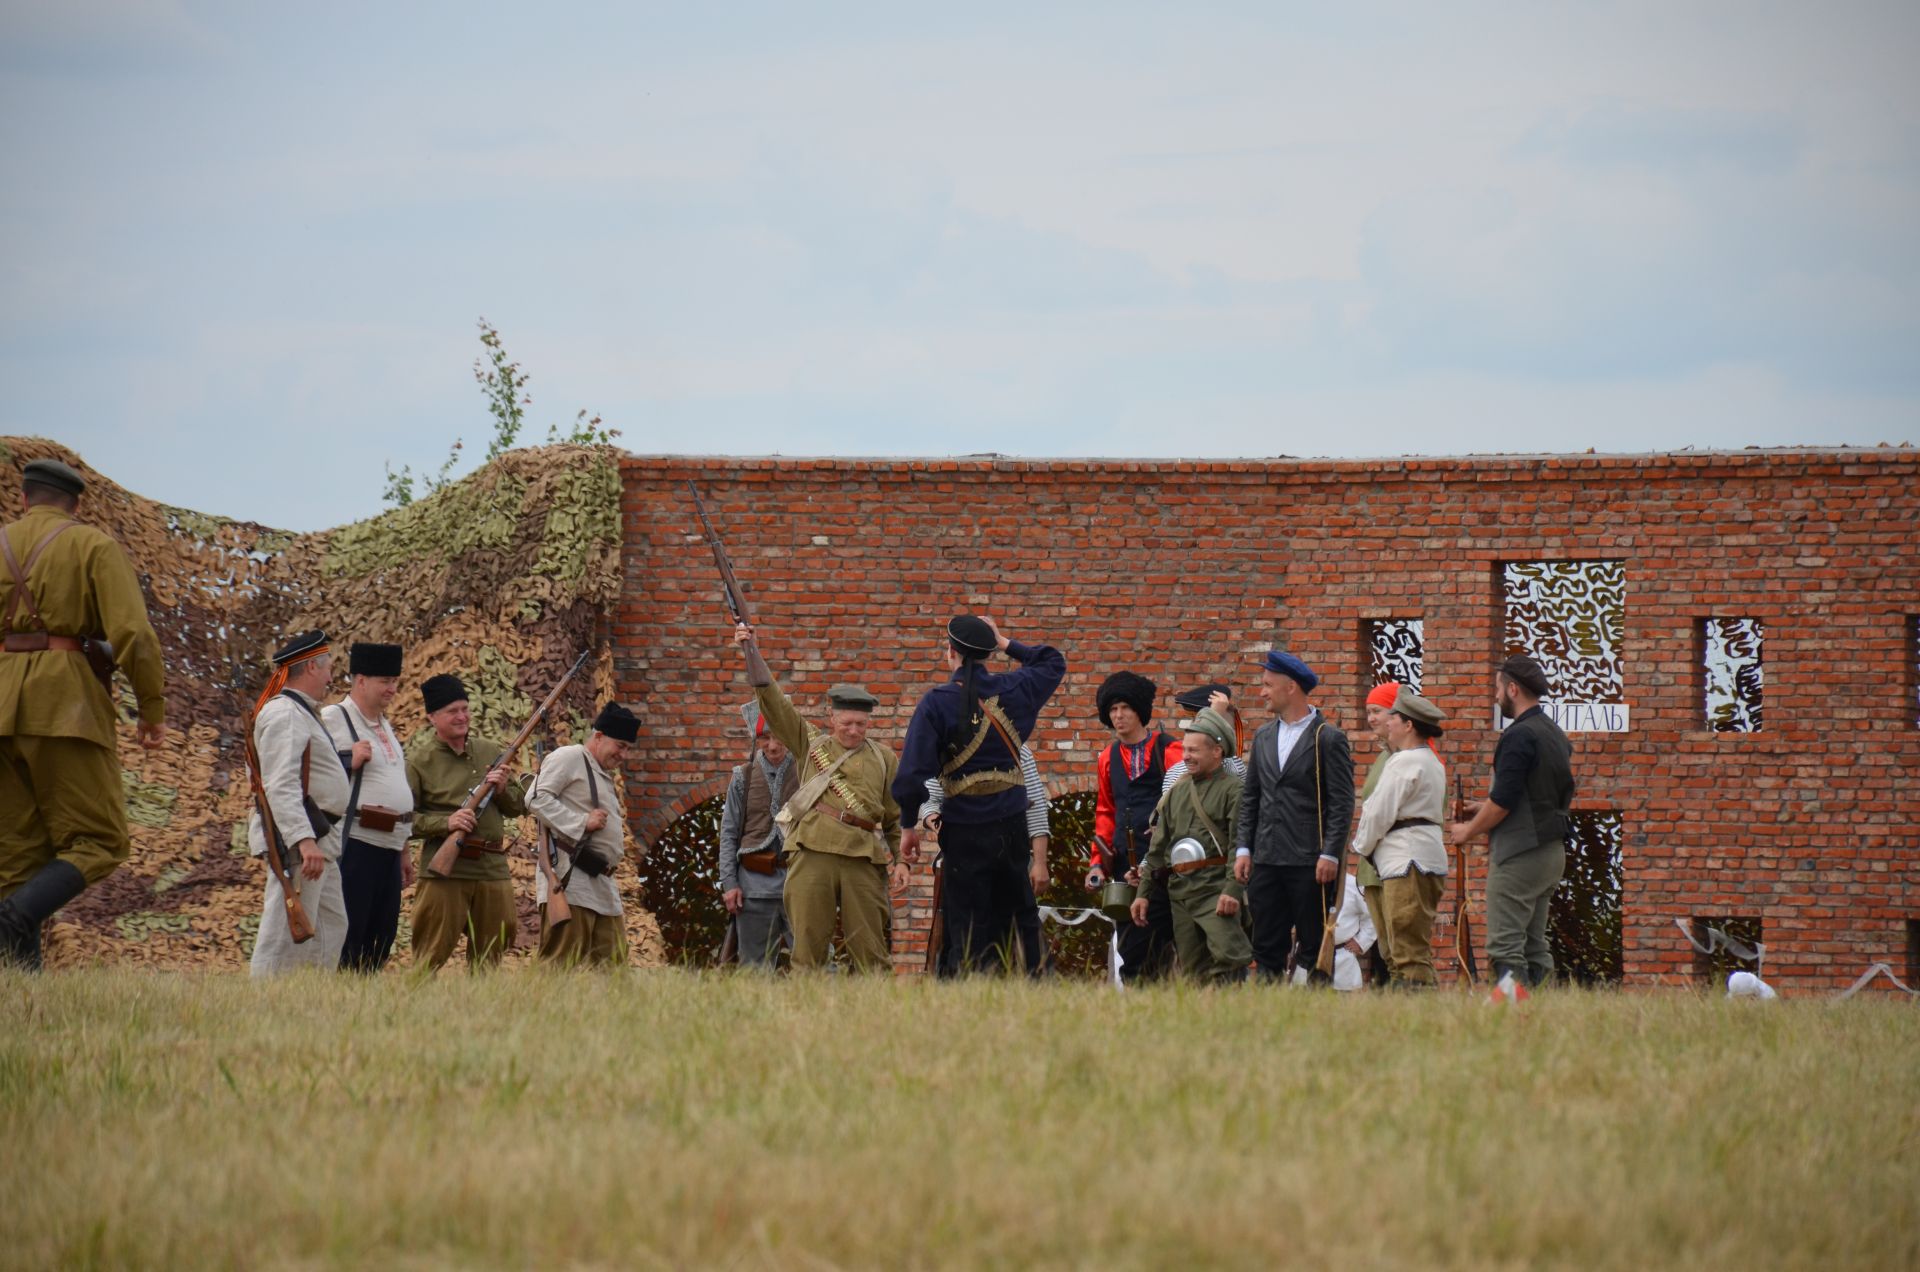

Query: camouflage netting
left=0, top=435, right=665, bottom=970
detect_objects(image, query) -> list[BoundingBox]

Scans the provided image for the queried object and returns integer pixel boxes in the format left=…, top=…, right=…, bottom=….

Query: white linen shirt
left=320, top=698, right=415, bottom=850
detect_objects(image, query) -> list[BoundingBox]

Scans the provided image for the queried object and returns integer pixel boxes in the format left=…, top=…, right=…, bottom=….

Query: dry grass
left=2, top=970, right=1914, bottom=1270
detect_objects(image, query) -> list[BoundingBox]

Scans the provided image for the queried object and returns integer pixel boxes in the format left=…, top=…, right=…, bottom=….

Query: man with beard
left=1449, top=655, right=1575, bottom=1002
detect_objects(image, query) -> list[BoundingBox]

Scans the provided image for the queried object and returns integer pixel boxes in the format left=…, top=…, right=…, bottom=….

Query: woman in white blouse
left=1349, top=690, right=1449, bottom=986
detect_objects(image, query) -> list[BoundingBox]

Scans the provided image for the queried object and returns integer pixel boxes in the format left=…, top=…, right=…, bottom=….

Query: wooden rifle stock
left=242, top=717, right=314, bottom=944
left=924, top=851, right=946, bottom=975
left=428, top=650, right=593, bottom=878
left=535, top=826, right=572, bottom=930
left=687, top=482, right=772, bottom=684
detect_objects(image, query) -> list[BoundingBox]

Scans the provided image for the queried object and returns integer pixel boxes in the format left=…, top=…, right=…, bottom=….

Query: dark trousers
left=1116, top=881, right=1175, bottom=983
left=337, top=837, right=403, bottom=972
left=1248, top=862, right=1330, bottom=983
left=940, top=814, right=1030, bottom=976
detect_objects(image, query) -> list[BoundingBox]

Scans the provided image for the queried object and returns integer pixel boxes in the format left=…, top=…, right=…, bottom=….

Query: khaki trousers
left=0, top=735, right=130, bottom=893
left=1487, top=840, right=1566, bottom=986
left=536, top=902, right=626, bottom=967
left=783, top=847, right=891, bottom=972
left=1379, top=869, right=1445, bottom=985
left=410, top=877, right=517, bottom=970
left=1168, top=875, right=1253, bottom=983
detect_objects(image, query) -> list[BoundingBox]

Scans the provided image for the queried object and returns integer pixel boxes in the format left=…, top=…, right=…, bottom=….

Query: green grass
left=2, top=972, right=1914, bottom=1270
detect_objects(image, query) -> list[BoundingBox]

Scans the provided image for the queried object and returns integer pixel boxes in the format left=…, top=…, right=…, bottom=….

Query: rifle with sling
left=1311, top=722, right=1344, bottom=978
left=241, top=705, right=315, bottom=944
left=427, top=650, right=592, bottom=878
left=1452, top=771, right=1479, bottom=984
left=529, top=741, right=572, bottom=932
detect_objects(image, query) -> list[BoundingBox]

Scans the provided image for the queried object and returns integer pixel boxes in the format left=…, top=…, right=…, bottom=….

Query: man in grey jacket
left=1449, top=654, right=1576, bottom=1002
left=718, top=700, right=796, bottom=967
left=1233, top=650, right=1354, bottom=983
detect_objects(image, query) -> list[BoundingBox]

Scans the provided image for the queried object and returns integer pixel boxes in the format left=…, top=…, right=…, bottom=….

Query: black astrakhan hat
left=593, top=701, right=640, bottom=743
left=22, top=459, right=86, bottom=498
left=349, top=642, right=403, bottom=677
left=271, top=629, right=329, bottom=666
left=1096, top=671, right=1156, bottom=729
left=947, top=615, right=997, bottom=658
left=421, top=673, right=468, bottom=714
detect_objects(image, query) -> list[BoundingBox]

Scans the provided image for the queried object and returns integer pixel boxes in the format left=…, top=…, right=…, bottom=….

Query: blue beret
left=1263, top=649, right=1319, bottom=693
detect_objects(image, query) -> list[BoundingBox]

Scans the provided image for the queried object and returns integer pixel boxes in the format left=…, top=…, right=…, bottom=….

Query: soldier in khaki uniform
left=405, top=673, right=527, bottom=969
left=0, top=459, right=166, bottom=968
left=526, top=702, right=637, bottom=967
left=1130, top=708, right=1252, bottom=983
left=734, top=622, right=906, bottom=972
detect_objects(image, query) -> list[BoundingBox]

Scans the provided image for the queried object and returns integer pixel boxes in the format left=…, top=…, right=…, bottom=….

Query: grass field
left=3, top=971, right=1915, bottom=1270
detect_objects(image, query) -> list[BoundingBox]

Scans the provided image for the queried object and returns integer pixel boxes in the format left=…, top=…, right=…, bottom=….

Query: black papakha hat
left=421, top=673, right=468, bottom=714
left=349, top=642, right=403, bottom=677
left=1096, top=671, right=1156, bottom=729
left=947, top=615, right=997, bottom=658
left=1172, top=683, right=1229, bottom=713
left=593, top=701, right=640, bottom=743
left=1498, top=654, right=1551, bottom=698
left=271, top=630, right=329, bottom=666
left=22, top=459, right=86, bottom=498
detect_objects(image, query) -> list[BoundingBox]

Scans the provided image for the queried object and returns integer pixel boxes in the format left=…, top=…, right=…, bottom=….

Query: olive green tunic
left=0, top=505, right=166, bottom=746
left=405, top=730, right=528, bottom=882
left=1, top=504, right=167, bottom=890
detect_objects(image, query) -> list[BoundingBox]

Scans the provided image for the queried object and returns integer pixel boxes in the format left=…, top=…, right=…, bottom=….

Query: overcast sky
left=4, top=2, right=1916, bottom=530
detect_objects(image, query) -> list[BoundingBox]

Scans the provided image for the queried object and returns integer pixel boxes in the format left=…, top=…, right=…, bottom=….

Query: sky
left=3, top=1, right=1916, bottom=530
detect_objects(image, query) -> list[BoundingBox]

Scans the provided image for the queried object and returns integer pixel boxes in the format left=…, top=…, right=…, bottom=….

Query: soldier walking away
left=0, top=459, right=166, bottom=969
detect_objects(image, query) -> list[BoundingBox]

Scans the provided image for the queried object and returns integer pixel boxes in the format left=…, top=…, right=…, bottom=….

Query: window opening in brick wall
left=1910, top=616, right=1920, bottom=729
left=1364, top=618, right=1424, bottom=694
left=1690, top=916, right=1763, bottom=986
left=1548, top=810, right=1623, bottom=984
left=644, top=796, right=728, bottom=965
left=1702, top=617, right=1765, bottom=732
left=1501, top=561, right=1625, bottom=704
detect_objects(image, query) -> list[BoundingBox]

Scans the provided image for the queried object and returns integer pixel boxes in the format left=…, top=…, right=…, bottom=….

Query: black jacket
left=1236, top=712, right=1354, bottom=868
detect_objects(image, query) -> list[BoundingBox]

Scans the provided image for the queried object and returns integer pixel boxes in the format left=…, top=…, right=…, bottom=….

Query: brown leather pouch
left=739, top=849, right=782, bottom=875
left=356, top=805, right=401, bottom=833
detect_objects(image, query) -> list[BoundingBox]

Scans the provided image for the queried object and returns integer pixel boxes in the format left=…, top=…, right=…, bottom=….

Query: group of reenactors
left=2, top=459, right=1577, bottom=999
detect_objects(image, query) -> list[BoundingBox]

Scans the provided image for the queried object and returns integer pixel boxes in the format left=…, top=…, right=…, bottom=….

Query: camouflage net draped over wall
left=1, top=436, right=663, bottom=970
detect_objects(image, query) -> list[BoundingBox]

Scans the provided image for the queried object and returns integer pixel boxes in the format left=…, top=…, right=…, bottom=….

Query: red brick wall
left=614, top=451, right=1920, bottom=989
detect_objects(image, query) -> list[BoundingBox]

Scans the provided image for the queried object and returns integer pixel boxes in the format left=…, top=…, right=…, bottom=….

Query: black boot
left=0, top=860, right=87, bottom=971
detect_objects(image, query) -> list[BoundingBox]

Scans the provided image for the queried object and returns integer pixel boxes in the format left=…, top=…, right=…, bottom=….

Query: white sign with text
left=1494, top=703, right=1630, bottom=733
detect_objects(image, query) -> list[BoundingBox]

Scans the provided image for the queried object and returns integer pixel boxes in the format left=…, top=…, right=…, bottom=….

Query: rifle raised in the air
left=687, top=482, right=772, bottom=685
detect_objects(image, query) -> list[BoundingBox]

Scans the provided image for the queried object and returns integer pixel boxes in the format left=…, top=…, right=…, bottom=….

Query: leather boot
left=0, top=859, right=87, bottom=971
